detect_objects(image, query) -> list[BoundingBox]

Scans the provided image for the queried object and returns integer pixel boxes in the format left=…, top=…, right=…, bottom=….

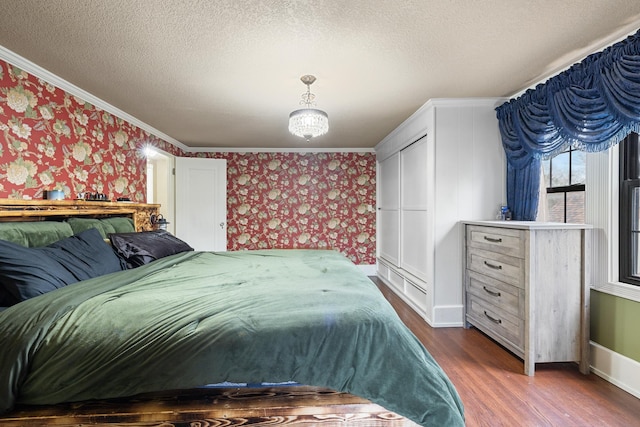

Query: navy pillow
left=109, top=230, right=193, bottom=268
left=0, top=228, right=125, bottom=306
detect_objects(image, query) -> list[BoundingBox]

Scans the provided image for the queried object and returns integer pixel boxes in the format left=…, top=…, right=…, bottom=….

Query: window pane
left=571, top=150, right=586, bottom=185
left=633, top=232, right=640, bottom=278
left=546, top=193, right=565, bottom=222
left=565, top=191, right=585, bottom=223
left=551, top=151, right=570, bottom=186
left=633, top=187, right=640, bottom=231
left=542, top=159, right=551, bottom=188
left=629, top=186, right=640, bottom=277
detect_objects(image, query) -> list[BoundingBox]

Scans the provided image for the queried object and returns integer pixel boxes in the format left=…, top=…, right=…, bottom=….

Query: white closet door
left=400, top=138, right=428, bottom=279
left=175, top=157, right=227, bottom=251
left=378, top=152, right=400, bottom=264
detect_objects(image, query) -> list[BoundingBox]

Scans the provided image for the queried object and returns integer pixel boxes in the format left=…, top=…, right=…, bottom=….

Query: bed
left=0, top=202, right=464, bottom=427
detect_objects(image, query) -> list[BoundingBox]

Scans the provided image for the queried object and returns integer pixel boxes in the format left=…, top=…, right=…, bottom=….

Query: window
left=541, top=147, right=586, bottom=223
left=619, top=132, right=640, bottom=286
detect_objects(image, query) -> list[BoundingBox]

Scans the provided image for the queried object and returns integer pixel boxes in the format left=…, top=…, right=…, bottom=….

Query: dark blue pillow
left=109, top=230, right=193, bottom=268
left=0, top=228, right=125, bottom=306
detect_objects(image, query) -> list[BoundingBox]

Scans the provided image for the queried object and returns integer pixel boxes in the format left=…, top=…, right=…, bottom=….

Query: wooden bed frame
left=0, top=199, right=416, bottom=427
left=0, top=199, right=160, bottom=231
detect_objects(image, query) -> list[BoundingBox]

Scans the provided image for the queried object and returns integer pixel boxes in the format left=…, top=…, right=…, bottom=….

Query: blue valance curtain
left=496, top=29, right=640, bottom=220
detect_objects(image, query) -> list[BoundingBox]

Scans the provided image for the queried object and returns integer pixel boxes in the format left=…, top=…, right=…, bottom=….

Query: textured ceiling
left=1, top=0, right=640, bottom=150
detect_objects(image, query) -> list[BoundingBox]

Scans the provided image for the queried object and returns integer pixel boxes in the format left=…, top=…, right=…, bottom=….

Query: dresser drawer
left=466, top=270, right=523, bottom=318
left=467, top=247, right=524, bottom=288
left=466, top=294, right=524, bottom=351
left=467, top=225, right=524, bottom=258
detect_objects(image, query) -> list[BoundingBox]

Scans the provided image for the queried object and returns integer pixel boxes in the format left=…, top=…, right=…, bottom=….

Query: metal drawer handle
left=484, top=311, right=502, bottom=324
left=483, top=286, right=501, bottom=297
left=483, top=236, right=502, bottom=243
left=483, top=261, right=503, bottom=270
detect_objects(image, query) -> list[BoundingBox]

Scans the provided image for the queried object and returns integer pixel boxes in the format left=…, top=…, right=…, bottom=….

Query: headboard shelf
left=0, top=199, right=161, bottom=231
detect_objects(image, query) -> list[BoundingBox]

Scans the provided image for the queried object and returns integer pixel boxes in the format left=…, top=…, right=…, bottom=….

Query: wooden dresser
left=462, top=220, right=591, bottom=376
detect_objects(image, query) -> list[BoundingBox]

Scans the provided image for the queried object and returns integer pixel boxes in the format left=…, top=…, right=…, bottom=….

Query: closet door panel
left=400, top=136, right=428, bottom=279
left=379, top=153, right=400, bottom=209
left=401, top=139, right=428, bottom=209
left=379, top=210, right=400, bottom=264
left=401, top=209, right=429, bottom=278
left=378, top=152, right=401, bottom=265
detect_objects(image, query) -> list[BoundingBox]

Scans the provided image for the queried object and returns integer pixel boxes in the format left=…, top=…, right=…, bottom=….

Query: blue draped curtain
left=496, top=29, right=640, bottom=220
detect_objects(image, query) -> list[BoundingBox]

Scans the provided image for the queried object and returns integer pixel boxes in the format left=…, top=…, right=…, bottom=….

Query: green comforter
left=0, top=249, right=464, bottom=426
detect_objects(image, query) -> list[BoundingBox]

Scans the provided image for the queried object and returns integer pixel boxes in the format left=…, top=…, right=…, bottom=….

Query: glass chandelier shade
left=288, top=108, right=329, bottom=141
left=289, top=75, right=329, bottom=142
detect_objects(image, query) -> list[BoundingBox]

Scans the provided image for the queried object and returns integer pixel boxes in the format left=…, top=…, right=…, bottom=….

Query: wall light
left=143, top=145, right=157, bottom=158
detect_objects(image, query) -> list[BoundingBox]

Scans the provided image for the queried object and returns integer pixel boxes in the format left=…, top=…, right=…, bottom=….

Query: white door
left=175, top=157, right=227, bottom=251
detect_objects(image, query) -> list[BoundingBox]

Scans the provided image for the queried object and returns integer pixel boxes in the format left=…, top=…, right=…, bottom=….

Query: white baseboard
left=358, top=264, right=377, bottom=276
left=432, top=305, right=464, bottom=327
left=590, top=341, right=640, bottom=399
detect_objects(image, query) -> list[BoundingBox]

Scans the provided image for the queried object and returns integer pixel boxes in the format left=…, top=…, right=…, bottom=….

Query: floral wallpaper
left=0, top=61, right=157, bottom=201
left=0, top=57, right=376, bottom=264
left=210, top=152, right=376, bottom=264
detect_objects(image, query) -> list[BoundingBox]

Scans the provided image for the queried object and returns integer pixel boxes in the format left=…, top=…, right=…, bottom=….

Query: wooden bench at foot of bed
left=0, top=386, right=417, bottom=426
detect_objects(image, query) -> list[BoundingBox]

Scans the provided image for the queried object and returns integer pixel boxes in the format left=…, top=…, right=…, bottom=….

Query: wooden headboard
left=0, top=199, right=161, bottom=231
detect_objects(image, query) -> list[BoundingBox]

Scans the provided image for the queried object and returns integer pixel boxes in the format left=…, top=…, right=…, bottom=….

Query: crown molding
left=191, top=146, right=375, bottom=153
left=509, top=24, right=640, bottom=98
left=0, top=44, right=190, bottom=152
left=0, top=45, right=373, bottom=155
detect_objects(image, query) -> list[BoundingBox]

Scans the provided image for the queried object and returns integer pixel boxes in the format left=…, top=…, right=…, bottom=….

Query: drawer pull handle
left=483, top=286, right=501, bottom=297
left=484, top=311, right=502, bottom=324
left=483, top=261, right=503, bottom=270
left=484, top=236, right=503, bottom=243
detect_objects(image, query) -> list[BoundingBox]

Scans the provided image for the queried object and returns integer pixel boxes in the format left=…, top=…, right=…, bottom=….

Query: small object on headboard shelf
left=44, top=190, right=64, bottom=200
left=83, top=192, right=109, bottom=201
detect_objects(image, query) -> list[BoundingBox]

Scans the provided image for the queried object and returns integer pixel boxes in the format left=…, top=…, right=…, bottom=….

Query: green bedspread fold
left=0, top=249, right=464, bottom=426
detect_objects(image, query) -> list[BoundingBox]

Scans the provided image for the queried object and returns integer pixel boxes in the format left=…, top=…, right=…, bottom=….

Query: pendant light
left=288, top=75, right=329, bottom=142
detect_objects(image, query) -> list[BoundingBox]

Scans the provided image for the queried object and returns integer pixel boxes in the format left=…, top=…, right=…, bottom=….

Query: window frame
left=619, top=132, right=640, bottom=286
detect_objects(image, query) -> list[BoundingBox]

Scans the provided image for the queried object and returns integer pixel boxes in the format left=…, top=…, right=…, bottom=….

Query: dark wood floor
left=372, top=277, right=640, bottom=427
